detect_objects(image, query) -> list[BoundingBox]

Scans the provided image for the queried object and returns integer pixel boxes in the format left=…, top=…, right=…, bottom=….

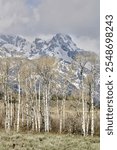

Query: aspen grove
left=0, top=54, right=100, bottom=136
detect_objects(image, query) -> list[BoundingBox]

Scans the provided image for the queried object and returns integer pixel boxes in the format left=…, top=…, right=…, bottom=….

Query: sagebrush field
left=0, top=132, right=99, bottom=150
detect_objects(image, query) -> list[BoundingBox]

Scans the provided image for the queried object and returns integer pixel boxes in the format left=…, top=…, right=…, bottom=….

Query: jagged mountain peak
left=0, top=34, right=32, bottom=58
left=0, top=34, right=25, bottom=41
left=0, top=33, right=83, bottom=61
left=0, top=34, right=28, bottom=47
left=53, top=33, right=72, bottom=41
left=47, top=33, right=79, bottom=53
left=50, top=33, right=77, bottom=49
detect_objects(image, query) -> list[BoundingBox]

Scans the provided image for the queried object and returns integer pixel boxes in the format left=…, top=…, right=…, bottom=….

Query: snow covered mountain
left=0, top=33, right=82, bottom=62
left=0, top=33, right=100, bottom=105
left=0, top=34, right=32, bottom=57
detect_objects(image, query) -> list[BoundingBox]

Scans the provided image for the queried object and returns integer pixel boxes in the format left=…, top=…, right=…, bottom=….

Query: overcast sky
left=0, top=0, right=100, bottom=53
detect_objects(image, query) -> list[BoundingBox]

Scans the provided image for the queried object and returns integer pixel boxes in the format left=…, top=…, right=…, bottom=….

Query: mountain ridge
left=0, top=33, right=83, bottom=62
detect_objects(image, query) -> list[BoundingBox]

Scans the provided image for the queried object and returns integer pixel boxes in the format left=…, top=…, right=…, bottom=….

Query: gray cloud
left=38, top=0, right=100, bottom=38
left=0, top=0, right=40, bottom=35
left=0, top=0, right=100, bottom=53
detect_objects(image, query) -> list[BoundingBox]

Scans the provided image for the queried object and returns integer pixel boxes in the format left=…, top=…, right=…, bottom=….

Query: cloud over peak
left=0, top=0, right=99, bottom=53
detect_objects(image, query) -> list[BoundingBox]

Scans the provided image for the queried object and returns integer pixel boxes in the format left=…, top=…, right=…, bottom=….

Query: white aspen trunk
left=29, top=76, right=34, bottom=131
left=43, top=83, right=50, bottom=132
left=5, top=97, right=8, bottom=132
left=4, top=61, right=10, bottom=132
left=86, top=114, right=90, bottom=136
left=86, top=104, right=90, bottom=136
left=91, top=85, right=94, bottom=136
left=43, top=89, right=47, bottom=132
left=37, top=114, right=41, bottom=132
left=38, top=82, right=41, bottom=132
left=34, top=107, right=38, bottom=132
left=13, top=101, right=16, bottom=130
left=82, top=92, right=85, bottom=136
left=57, top=97, right=59, bottom=119
left=62, top=96, right=66, bottom=130
left=4, top=76, right=8, bottom=131
left=4, top=92, right=7, bottom=131
left=25, top=79, right=29, bottom=130
left=45, top=86, right=49, bottom=132
left=56, top=94, right=59, bottom=128
left=7, top=94, right=10, bottom=131
left=31, top=99, right=35, bottom=132
left=17, top=73, right=21, bottom=132
left=59, top=106, right=63, bottom=134
left=47, top=83, right=50, bottom=132
left=34, top=78, right=38, bottom=132
left=31, top=114, right=34, bottom=131
left=31, top=104, right=34, bottom=132
left=82, top=79, right=86, bottom=136
left=21, top=101, right=24, bottom=127
left=10, top=94, right=13, bottom=128
left=26, top=103, right=29, bottom=130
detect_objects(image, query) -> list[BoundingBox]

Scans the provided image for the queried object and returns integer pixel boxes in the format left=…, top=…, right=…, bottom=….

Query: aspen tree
left=17, top=70, right=21, bottom=132
left=0, top=59, right=6, bottom=129
left=16, top=58, right=24, bottom=132
left=10, top=93, right=13, bottom=128
left=75, top=53, right=91, bottom=136
left=20, top=60, right=32, bottom=130
left=37, top=79, right=41, bottom=132
left=3, top=59, right=10, bottom=132
left=84, top=74, right=92, bottom=135
left=35, top=56, right=56, bottom=132
left=89, top=54, right=99, bottom=137
left=57, top=77, right=68, bottom=133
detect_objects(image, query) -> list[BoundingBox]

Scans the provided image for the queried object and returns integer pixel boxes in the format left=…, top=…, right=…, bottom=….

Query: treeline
left=0, top=54, right=100, bottom=136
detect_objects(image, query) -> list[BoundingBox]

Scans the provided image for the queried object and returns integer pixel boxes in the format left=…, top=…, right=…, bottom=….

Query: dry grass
left=0, top=131, right=99, bottom=150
